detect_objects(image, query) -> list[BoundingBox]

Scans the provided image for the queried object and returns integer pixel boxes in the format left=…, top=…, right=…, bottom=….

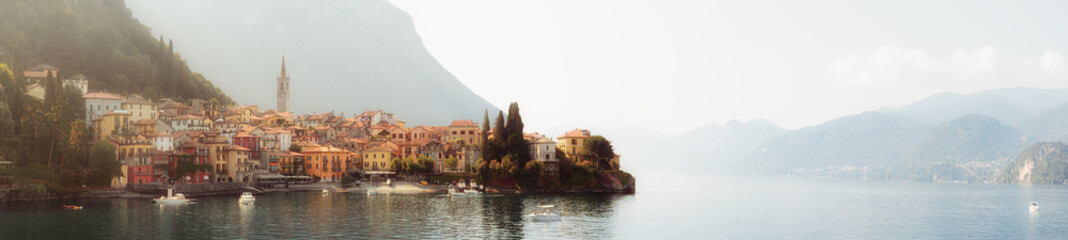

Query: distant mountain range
left=637, top=87, right=1068, bottom=183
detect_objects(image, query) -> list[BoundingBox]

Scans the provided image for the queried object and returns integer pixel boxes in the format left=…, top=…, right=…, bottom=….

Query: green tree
left=289, top=143, right=302, bottom=153
left=445, top=157, right=459, bottom=172
left=584, top=135, right=615, bottom=170
left=87, top=140, right=121, bottom=185
left=416, top=155, right=435, bottom=174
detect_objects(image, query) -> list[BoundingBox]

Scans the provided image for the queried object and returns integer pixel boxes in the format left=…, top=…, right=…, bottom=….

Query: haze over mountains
left=635, top=88, right=1068, bottom=182
left=126, top=0, right=499, bottom=125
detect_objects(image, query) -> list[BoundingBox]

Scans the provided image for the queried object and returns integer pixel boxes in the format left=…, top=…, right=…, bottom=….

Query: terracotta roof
left=83, top=92, right=123, bottom=100
left=449, top=120, right=478, bottom=127
left=133, top=119, right=156, bottom=125
left=25, top=83, right=42, bottom=91
left=175, top=114, right=201, bottom=120
left=558, top=129, right=591, bottom=139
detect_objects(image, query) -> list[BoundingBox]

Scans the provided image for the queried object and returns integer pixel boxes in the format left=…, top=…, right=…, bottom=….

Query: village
left=15, top=58, right=621, bottom=191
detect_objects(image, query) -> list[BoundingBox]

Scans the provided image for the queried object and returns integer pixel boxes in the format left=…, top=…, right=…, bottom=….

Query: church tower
left=277, top=56, right=290, bottom=113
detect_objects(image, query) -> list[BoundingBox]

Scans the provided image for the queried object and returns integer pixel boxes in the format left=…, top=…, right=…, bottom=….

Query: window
left=572, top=139, right=576, bottom=145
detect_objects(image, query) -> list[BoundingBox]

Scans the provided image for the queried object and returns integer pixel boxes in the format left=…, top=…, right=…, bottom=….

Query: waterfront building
left=302, top=145, right=352, bottom=182
left=363, top=143, right=397, bottom=171
left=557, top=129, right=591, bottom=162
left=527, top=133, right=559, bottom=175
left=447, top=120, right=481, bottom=146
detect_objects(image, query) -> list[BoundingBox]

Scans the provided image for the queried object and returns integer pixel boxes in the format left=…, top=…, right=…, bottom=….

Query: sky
left=124, top=0, right=1068, bottom=135
left=386, top=0, right=1068, bottom=133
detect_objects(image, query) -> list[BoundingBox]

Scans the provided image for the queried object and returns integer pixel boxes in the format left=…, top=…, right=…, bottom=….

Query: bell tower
left=277, top=56, right=290, bottom=113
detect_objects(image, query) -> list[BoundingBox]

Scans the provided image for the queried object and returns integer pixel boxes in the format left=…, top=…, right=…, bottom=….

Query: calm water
left=3, top=173, right=1068, bottom=239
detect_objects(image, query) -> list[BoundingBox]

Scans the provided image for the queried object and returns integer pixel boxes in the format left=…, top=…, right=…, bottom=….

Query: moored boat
left=529, top=205, right=562, bottom=221
left=153, top=188, right=194, bottom=205
left=239, top=192, right=256, bottom=205
left=1031, top=201, right=1040, bottom=212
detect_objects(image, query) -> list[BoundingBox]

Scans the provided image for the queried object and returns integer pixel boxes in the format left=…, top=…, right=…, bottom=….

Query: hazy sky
left=387, top=0, right=1068, bottom=133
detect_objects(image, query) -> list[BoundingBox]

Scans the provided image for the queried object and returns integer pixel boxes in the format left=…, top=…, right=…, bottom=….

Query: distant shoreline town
left=1, top=59, right=632, bottom=202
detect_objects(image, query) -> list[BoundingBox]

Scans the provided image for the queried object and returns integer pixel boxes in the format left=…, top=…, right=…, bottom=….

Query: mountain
left=740, top=112, right=933, bottom=178
left=893, top=114, right=1026, bottom=182
left=125, top=0, right=499, bottom=124
left=882, top=88, right=1068, bottom=126
left=1016, top=102, right=1068, bottom=142
left=633, top=119, right=785, bottom=173
left=0, top=0, right=233, bottom=104
left=998, top=142, right=1068, bottom=184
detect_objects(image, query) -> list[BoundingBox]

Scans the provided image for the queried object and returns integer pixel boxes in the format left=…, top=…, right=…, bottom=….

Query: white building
left=84, top=92, right=124, bottom=126
left=153, top=133, right=175, bottom=152
left=62, top=75, right=89, bottom=95
left=171, top=115, right=210, bottom=131
left=528, top=133, right=559, bottom=174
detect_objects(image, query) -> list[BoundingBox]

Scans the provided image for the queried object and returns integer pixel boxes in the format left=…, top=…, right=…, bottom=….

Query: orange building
left=302, top=145, right=353, bottom=182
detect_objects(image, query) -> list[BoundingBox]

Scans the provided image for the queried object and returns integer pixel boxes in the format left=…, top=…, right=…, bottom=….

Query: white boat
left=322, top=189, right=329, bottom=195
left=448, top=188, right=466, bottom=196
left=367, top=189, right=376, bottom=195
left=1031, top=201, right=1040, bottom=212
left=239, top=192, right=255, bottom=205
left=463, top=188, right=481, bottom=195
left=529, top=205, right=562, bottom=221
left=153, top=188, right=194, bottom=205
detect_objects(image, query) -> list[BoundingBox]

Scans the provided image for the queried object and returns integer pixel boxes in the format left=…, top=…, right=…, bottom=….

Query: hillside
left=893, top=114, right=1025, bottom=182
left=882, top=88, right=1068, bottom=126
left=125, top=0, right=499, bottom=124
left=740, top=112, right=933, bottom=178
left=998, top=142, right=1068, bottom=184
left=0, top=0, right=233, bottom=104
left=1016, top=102, right=1068, bottom=142
left=634, top=119, right=784, bottom=173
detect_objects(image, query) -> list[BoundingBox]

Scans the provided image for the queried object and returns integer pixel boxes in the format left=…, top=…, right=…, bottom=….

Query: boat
left=238, top=192, right=255, bottom=205
left=322, top=189, right=330, bottom=195
left=529, top=205, right=562, bottom=221
left=448, top=188, right=466, bottom=196
left=1031, top=201, right=1040, bottom=212
left=463, top=188, right=481, bottom=195
left=367, top=189, right=376, bottom=195
left=153, top=188, right=194, bottom=205
left=62, top=205, right=84, bottom=210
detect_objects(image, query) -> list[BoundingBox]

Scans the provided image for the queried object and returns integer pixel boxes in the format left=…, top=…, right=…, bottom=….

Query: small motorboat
left=1030, top=201, right=1040, bottom=212
left=153, top=188, right=194, bottom=205
left=239, top=192, right=255, bottom=205
left=62, top=205, right=83, bottom=210
left=448, top=188, right=466, bottom=196
left=367, top=189, right=376, bottom=195
left=322, top=189, right=330, bottom=195
left=529, top=205, right=562, bottom=221
left=463, top=188, right=481, bottom=195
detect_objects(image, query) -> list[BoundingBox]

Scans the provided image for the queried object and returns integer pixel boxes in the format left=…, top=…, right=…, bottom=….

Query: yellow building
left=302, top=145, right=353, bottom=182
left=224, top=145, right=252, bottom=183
left=556, top=129, right=591, bottom=162
left=363, top=144, right=397, bottom=171
left=447, top=120, right=481, bottom=145
left=115, top=135, right=153, bottom=161
left=91, top=110, right=132, bottom=141
left=25, top=83, right=45, bottom=100
left=224, top=106, right=256, bottom=124
left=122, top=94, right=156, bottom=122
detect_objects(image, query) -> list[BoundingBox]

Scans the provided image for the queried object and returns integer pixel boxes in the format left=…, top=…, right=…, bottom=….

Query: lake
left=2, top=172, right=1067, bottom=239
